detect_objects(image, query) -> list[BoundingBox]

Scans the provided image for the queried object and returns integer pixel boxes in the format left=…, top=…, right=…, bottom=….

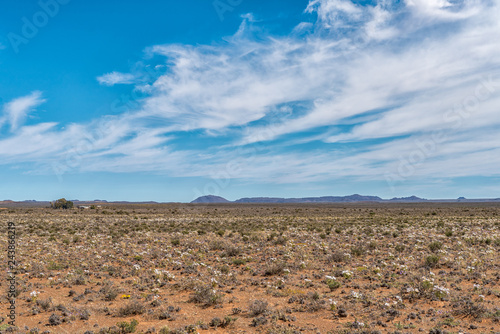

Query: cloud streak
left=0, top=91, right=45, bottom=132
left=97, top=71, right=136, bottom=86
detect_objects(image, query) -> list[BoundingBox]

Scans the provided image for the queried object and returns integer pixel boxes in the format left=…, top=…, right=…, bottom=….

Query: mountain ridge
left=190, top=195, right=500, bottom=203
left=193, top=194, right=422, bottom=203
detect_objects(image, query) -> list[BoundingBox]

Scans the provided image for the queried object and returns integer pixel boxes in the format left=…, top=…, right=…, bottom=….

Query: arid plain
left=1, top=203, right=499, bottom=334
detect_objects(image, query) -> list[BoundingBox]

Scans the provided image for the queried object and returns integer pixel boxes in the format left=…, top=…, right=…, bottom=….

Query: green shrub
left=351, top=245, right=365, bottom=257
left=117, top=319, right=139, bottom=333
left=159, top=327, right=171, bottom=334
left=232, top=258, right=246, bottom=266
left=425, top=254, right=440, bottom=268
left=428, top=241, right=442, bottom=253
left=326, top=279, right=341, bottom=291
left=394, top=244, right=405, bottom=253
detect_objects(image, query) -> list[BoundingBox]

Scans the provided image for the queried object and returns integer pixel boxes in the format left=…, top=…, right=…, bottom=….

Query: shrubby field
left=1, top=203, right=499, bottom=334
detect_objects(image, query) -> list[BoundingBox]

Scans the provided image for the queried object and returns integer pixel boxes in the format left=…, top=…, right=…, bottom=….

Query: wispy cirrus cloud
left=0, top=91, right=45, bottom=132
left=97, top=71, right=136, bottom=86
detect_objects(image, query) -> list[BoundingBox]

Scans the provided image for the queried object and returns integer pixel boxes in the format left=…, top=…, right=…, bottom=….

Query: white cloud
left=364, top=5, right=398, bottom=40
left=306, top=0, right=363, bottom=28
left=0, top=91, right=45, bottom=131
left=405, top=0, right=481, bottom=19
left=97, top=71, right=135, bottom=86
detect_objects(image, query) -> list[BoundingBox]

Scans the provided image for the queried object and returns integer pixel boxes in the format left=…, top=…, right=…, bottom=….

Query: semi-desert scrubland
left=1, top=203, right=499, bottom=334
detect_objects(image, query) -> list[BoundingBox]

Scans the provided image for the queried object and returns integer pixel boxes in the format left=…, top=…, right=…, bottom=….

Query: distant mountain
left=192, top=194, right=484, bottom=203
left=234, top=194, right=383, bottom=203
left=336, top=194, right=384, bottom=202
left=389, top=196, right=427, bottom=202
left=234, top=197, right=290, bottom=203
left=191, top=195, right=231, bottom=203
left=0, top=200, right=50, bottom=207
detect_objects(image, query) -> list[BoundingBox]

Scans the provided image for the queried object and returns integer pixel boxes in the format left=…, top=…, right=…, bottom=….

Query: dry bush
left=273, top=235, right=287, bottom=245
left=36, top=297, right=53, bottom=311
left=327, top=251, right=348, bottom=263
left=189, top=284, right=223, bottom=307
left=79, top=308, right=91, bottom=320
left=350, top=245, right=365, bottom=257
left=452, top=298, right=487, bottom=319
left=248, top=300, right=269, bottom=316
left=209, top=240, right=226, bottom=251
left=117, top=301, right=146, bottom=316
left=73, top=275, right=87, bottom=285
left=264, top=262, right=286, bottom=276
left=222, top=245, right=241, bottom=257
left=100, top=283, right=119, bottom=301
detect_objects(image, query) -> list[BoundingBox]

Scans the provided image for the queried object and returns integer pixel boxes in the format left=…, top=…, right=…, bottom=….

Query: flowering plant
left=433, top=285, right=449, bottom=299
left=342, top=270, right=353, bottom=279
left=30, top=291, right=39, bottom=302
left=329, top=299, right=337, bottom=311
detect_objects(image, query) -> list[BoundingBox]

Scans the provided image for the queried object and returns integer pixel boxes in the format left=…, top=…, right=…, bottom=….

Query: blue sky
left=0, top=0, right=499, bottom=202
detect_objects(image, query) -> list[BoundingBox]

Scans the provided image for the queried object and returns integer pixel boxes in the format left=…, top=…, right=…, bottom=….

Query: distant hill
left=0, top=200, right=50, bottom=207
left=190, top=194, right=500, bottom=203
left=233, top=194, right=383, bottom=203
left=191, top=195, right=230, bottom=203
left=389, top=196, right=427, bottom=202
left=191, top=194, right=433, bottom=203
